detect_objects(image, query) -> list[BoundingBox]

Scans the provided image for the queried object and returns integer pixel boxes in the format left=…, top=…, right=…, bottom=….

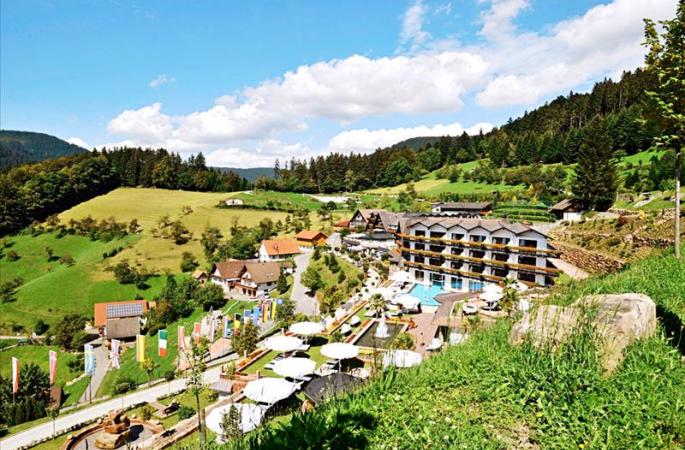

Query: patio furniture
left=462, top=304, right=478, bottom=315
left=340, top=324, right=351, bottom=335
left=349, top=316, right=361, bottom=326
left=426, top=337, right=443, bottom=351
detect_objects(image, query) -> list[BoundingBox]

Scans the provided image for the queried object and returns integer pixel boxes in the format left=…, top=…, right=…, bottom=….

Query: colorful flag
left=243, top=310, right=251, bottom=324
left=178, top=325, right=187, bottom=352
left=136, top=334, right=146, bottom=363
left=110, top=339, right=121, bottom=369
left=263, top=302, right=270, bottom=321
left=49, top=350, right=57, bottom=385
left=193, top=322, right=201, bottom=343
left=234, top=314, right=241, bottom=335
left=223, top=317, right=230, bottom=338
left=11, top=357, right=19, bottom=394
left=208, top=318, right=215, bottom=342
left=158, top=329, right=168, bottom=357
left=84, top=344, right=95, bottom=376
left=253, top=306, right=260, bottom=325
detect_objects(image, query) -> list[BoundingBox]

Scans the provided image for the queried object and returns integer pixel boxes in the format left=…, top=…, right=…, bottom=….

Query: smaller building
left=94, top=300, right=149, bottom=339
left=236, top=262, right=281, bottom=297
left=259, top=239, right=302, bottom=262
left=549, top=199, right=585, bottom=221
left=295, top=230, right=328, bottom=248
left=431, top=202, right=492, bottom=216
left=224, top=198, right=244, bottom=207
left=192, top=270, right=208, bottom=283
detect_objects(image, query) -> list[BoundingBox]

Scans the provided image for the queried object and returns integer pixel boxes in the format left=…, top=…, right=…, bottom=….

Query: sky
left=0, top=0, right=678, bottom=168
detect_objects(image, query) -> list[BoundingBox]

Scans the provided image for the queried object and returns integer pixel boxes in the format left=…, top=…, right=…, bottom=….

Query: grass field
left=230, top=190, right=327, bottom=211
left=58, top=188, right=343, bottom=273
left=0, top=232, right=173, bottom=331
left=0, top=344, right=88, bottom=405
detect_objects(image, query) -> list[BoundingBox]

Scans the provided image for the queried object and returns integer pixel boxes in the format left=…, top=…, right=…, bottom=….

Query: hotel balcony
left=395, top=233, right=560, bottom=257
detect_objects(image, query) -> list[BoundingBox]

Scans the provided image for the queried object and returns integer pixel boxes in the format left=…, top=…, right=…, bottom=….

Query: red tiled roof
left=296, top=230, right=327, bottom=241
left=94, top=300, right=148, bottom=328
left=261, top=239, right=301, bottom=256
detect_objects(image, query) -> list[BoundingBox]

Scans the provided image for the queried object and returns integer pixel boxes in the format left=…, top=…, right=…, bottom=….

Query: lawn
left=0, top=232, right=173, bottom=331
left=230, top=190, right=326, bottom=211
left=308, top=253, right=363, bottom=299
left=58, top=188, right=342, bottom=273
left=0, top=344, right=88, bottom=405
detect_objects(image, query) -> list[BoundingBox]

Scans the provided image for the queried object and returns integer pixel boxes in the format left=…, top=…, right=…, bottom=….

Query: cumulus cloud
left=205, top=139, right=314, bottom=168
left=149, top=74, right=176, bottom=88
left=66, top=137, right=90, bottom=149
left=479, top=0, right=530, bottom=42
left=399, top=0, right=431, bottom=52
left=328, top=121, right=493, bottom=153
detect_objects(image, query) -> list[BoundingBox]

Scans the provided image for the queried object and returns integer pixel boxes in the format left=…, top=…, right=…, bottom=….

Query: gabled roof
left=192, top=270, right=207, bottom=280
left=94, top=300, right=148, bottom=327
left=549, top=198, right=583, bottom=212
left=433, top=202, right=492, bottom=211
left=296, top=230, right=328, bottom=240
left=214, top=260, right=251, bottom=279
left=243, top=262, right=281, bottom=284
left=398, top=216, right=545, bottom=237
left=261, top=239, right=302, bottom=256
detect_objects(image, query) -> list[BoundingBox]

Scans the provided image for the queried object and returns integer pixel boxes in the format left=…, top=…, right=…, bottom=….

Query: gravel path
left=291, top=252, right=319, bottom=316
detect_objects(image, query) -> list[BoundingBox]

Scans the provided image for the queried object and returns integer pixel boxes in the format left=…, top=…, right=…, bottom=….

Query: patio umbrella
left=263, top=335, right=303, bottom=353
left=289, top=321, right=324, bottom=336
left=370, top=287, right=393, bottom=300
left=383, top=350, right=422, bottom=368
left=479, top=289, right=502, bottom=303
left=243, top=377, right=297, bottom=404
left=349, top=316, right=361, bottom=326
left=303, top=372, right=361, bottom=404
left=482, top=284, right=503, bottom=295
left=320, top=342, right=359, bottom=360
left=390, top=271, right=412, bottom=283
left=334, top=308, right=347, bottom=320
left=206, top=403, right=265, bottom=439
left=272, top=357, right=316, bottom=379
left=391, top=293, right=421, bottom=309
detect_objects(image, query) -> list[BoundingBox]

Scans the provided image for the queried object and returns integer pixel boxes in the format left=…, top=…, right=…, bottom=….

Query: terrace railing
left=394, top=233, right=560, bottom=257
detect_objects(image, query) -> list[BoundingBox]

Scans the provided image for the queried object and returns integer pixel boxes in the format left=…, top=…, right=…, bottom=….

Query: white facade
left=397, top=219, right=558, bottom=292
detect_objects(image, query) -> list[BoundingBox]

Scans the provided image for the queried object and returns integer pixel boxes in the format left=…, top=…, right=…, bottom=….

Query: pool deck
left=407, top=312, right=439, bottom=357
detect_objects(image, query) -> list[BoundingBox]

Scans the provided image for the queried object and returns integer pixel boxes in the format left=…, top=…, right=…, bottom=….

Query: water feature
left=354, top=320, right=405, bottom=349
left=374, top=316, right=390, bottom=338
left=409, top=283, right=446, bottom=307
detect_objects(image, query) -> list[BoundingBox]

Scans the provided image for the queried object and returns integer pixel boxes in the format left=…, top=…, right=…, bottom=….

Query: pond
left=353, top=320, right=405, bottom=349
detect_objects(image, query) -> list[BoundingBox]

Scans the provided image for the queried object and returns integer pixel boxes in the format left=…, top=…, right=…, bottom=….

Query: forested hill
left=261, top=67, right=658, bottom=193
left=214, top=166, right=275, bottom=182
left=0, top=130, right=88, bottom=169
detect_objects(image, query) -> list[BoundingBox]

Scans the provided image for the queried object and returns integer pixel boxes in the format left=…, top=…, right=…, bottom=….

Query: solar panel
left=106, top=303, right=144, bottom=319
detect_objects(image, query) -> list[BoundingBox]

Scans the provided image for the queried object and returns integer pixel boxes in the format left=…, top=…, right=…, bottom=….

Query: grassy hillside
left=221, top=253, right=685, bottom=450
left=0, top=232, right=172, bottom=331
left=230, top=190, right=325, bottom=211
left=0, top=130, right=87, bottom=169
left=58, top=188, right=345, bottom=273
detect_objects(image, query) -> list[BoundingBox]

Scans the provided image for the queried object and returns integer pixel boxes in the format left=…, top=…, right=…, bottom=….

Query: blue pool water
left=409, top=283, right=445, bottom=307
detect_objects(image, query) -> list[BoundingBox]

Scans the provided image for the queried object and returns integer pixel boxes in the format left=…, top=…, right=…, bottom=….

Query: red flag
left=49, top=350, right=57, bottom=385
left=193, top=322, right=201, bottom=343
left=12, top=357, right=19, bottom=394
left=178, top=325, right=187, bottom=352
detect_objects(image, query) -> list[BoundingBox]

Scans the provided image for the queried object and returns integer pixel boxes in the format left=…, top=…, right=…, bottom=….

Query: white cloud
left=479, top=0, right=530, bottom=42
left=399, top=0, right=431, bottom=52
left=329, top=121, right=493, bottom=153
left=66, top=137, right=90, bottom=148
left=108, top=52, right=489, bottom=147
left=205, top=139, right=314, bottom=168
left=149, top=74, right=176, bottom=88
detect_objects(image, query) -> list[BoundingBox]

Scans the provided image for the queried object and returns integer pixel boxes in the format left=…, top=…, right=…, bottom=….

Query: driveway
left=291, top=252, right=319, bottom=316
left=79, top=339, right=109, bottom=403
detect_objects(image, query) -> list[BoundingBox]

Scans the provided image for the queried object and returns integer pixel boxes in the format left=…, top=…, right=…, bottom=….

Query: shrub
left=112, top=375, right=137, bottom=394
left=180, top=251, right=199, bottom=272
left=34, top=320, right=49, bottom=335
left=6, top=250, right=19, bottom=261
left=164, top=370, right=176, bottom=381
left=178, top=405, right=195, bottom=420
left=140, top=405, right=154, bottom=421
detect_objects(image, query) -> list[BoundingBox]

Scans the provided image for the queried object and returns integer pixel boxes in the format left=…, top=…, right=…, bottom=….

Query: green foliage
left=195, top=283, right=226, bottom=312
left=34, top=319, right=49, bottom=335
left=0, top=363, right=51, bottom=426
left=392, top=333, right=415, bottom=350
left=276, top=270, right=288, bottom=294
left=180, top=251, right=199, bottom=272
left=220, top=405, right=243, bottom=441
left=0, top=130, right=87, bottom=169
left=53, top=314, right=88, bottom=351
left=231, top=322, right=259, bottom=356
left=301, top=266, right=323, bottom=294
left=178, top=405, right=195, bottom=420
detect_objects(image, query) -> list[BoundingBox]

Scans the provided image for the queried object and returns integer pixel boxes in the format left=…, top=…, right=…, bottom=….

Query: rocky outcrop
left=551, top=240, right=625, bottom=274
left=510, top=293, right=657, bottom=373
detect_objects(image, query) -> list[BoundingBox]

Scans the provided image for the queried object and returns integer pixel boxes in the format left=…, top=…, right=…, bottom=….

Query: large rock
left=510, top=293, right=656, bottom=373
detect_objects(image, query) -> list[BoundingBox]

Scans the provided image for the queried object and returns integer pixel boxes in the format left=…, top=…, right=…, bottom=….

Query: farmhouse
left=549, top=199, right=585, bottom=221
left=431, top=202, right=492, bottom=216
left=94, top=300, right=149, bottom=339
left=259, top=238, right=302, bottom=261
left=212, top=259, right=286, bottom=298
left=295, top=230, right=328, bottom=248
left=395, top=216, right=560, bottom=291
left=348, top=209, right=402, bottom=236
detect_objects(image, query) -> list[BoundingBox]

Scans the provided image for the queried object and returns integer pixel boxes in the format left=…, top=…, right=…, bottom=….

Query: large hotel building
left=394, top=215, right=560, bottom=291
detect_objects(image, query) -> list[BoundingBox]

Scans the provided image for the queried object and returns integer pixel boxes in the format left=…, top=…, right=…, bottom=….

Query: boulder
left=510, top=293, right=656, bottom=373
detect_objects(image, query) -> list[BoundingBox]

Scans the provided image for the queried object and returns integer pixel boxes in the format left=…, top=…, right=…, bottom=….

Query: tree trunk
left=676, top=149, right=682, bottom=259
left=195, top=390, right=204, bottom=447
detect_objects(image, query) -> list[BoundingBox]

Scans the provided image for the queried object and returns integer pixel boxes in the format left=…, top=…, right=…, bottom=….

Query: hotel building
left=395, top=215, right=560, bottom=291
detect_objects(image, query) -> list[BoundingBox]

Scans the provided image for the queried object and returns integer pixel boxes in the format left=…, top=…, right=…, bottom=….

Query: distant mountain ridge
left=214, top=166, right=275, bottom=181
left=0, top=130, right=88, bottom=169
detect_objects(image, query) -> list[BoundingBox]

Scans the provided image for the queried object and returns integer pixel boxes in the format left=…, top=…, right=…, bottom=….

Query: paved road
left=0, top=365, right=225, bottom=450
left=79, top=340, right=109, bottom=403
left=291, top=252, right=319, bottom=316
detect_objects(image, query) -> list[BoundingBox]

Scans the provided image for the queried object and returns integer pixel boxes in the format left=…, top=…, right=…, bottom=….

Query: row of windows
left=410, top=230, right=538, bottom=249
left=413, top=270, right=537, bottom=287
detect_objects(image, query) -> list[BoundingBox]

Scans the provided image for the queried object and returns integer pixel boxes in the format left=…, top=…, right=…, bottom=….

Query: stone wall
left=552, top=241, right=625, bottom=274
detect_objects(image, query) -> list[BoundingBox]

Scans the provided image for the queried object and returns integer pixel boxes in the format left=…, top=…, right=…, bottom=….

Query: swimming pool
left=409, top=283, right=445, bottom=307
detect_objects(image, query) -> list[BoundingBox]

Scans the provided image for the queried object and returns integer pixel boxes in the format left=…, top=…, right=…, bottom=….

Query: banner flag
left=243, top=310, right=251, bottom=324
left=263, top=302, right=270, bottom=321
left=178, top=325, right=187, bottom=352
left=158, top=329, right=168, bottom=357
left=84, top=344, right=95, bottom=376
left=253, top=306, right=260, bottom=325
left=49, top=350, right=57, bottom=385
left=11, top=357, right=19, bottom=394
left=272, top=299, right=278, bottom=320
left=193, top=322, right=201, bottom=343
left=110, top=339, right=121, bottom=369
left=223, top=317, right=230, bottom=338
left=136, top=334, right=146, bottom=363
left=208, top=317, right=215, bottom=341
left=234, top=314, right=241, bottom=334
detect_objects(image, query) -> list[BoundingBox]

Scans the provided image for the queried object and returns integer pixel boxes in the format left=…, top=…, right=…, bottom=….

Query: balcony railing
left=400, top=246, right=560, bottom=276
left=395, top=233, right=560, bottom=256
left=404, top=260, right=539, bottom=287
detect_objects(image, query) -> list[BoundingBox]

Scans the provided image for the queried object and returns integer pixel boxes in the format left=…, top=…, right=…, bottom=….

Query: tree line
left=257, top=68, right=660, bottom=194
left=0, top=148, right=250, bottom=236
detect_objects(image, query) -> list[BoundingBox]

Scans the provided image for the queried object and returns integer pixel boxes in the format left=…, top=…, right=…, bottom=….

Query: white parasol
left=390, top=271, right=412, bottom=283
left=243, top=377, right=297, bottom=404
left=263, top=335, right=303, bottom=353
left=383, top=349, right=422, bottom=368
left=272, top=357, right=316, bottom=379
left=391, top=293, right=421, bottom=309
left=483, top=284, right=504, bottom=295
left=320, top=342, right=359, bottom=360
left=206, top=403, right=265, bottom=440
left=370, top=287, right=393, bottom=300
left=289, top=321, right=324, bottom=336
left=479, top=289, right=502, bottom=303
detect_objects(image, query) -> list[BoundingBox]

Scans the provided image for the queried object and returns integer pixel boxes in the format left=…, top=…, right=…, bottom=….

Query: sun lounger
left=297, top=344, right=311, bottom=351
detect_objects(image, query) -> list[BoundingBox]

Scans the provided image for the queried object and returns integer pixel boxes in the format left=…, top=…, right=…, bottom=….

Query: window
left=415, top=270, right=424, bottom=281
left=451, top=261, right=463, bottom=270
left=451, top=277, right=463, bottom=290
left=469, top=280, right=484, bottom=292
left=431, top=273, right=444, bottom=285
left=518, top=272, right=535, bottom=283
left=451, top=233, right=464, bottom=241
left=470, top=235, right=486, bottom=242
left=519, top=256, right=537, bottom=266
left=493, top=268, right=508, bottom=278
left=430, top=231, right=445, bottom=239
left=519, top=239, right=538, bottom=249
left=493, top=237, right=510, bottom=245
left=494, top=253, right=509, bottom=262
left=470, top=264, right=484, bottom=273
left=415, top=243, right=425, bottom=251
left=451, top=248, right=464, bottom=255
left=414, top=230, right=425, bottom=237
left=470, top=250, right=485, bottom=259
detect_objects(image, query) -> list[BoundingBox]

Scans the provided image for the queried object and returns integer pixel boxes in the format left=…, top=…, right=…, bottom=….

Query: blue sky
left=0, top=0, right=677, bottom=167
